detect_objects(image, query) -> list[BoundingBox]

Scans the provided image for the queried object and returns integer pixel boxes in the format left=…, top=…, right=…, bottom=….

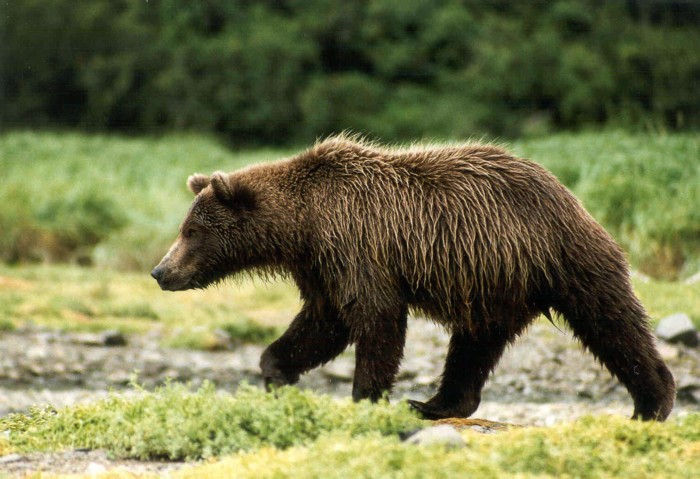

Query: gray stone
left=404, top=425, right=465, bottom=449
left=677, top=385, right=700, bottom=404
left=656, top=313, right=698, bottom=347
left=657, top=342, right=680, bottom=361
left=321, top=356, right=354, bottom=381
left=85, top=462, right=108, bottom=474
left=102, top=330, right=127, bottom=347
left=71, top=330, right=127, bottom=347
left=0, top=454, right=24, bottom=464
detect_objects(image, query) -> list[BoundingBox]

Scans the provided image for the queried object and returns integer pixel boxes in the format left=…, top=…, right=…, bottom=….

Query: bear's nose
left=151, top=266, right=164, bottom=282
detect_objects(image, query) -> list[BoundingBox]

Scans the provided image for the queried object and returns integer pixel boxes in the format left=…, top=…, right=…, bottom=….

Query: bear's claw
left=407, top=399, right=452, bottom=420
left=407, top=396, right=481, bottom=419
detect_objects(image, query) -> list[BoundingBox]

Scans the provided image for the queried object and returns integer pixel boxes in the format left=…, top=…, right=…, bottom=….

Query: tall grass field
left=1, top=130, right=698, bottom=278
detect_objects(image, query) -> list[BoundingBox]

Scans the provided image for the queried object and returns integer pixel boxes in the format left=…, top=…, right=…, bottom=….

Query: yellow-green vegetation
left=0, top=383, right=424, bottom=461
left=1, top=130, right=699, bottom=278
left=1, top=264, right=698, bottom=346
left=634, top=277, right=700, bottom=327
left=174, top=415, right=700, bottom=479
left=1, top=385, right=698, bottom=478
left=0, top=264, right=299, bottom=348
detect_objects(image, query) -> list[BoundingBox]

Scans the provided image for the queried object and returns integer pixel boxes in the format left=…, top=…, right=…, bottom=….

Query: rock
left=656, top=313, right=698, bottom=347
left=103, top=330, right=127, bottom=347
left=209, top=328, right=234, bottom=350
left=434, top=417, right=516, bottom=433
left=413, top=374, right=438, bottom=386
left=85, top=462, right=108, bottom=474
left=70, top=333, right=103, bottom=347
left=677, top=385, right=700, bottom=404
left=0, top=454, right=24, bottom=464
left=106, top=370, right=132, bottom=385
left=657, top=342, right=680, bottom=361
left=321, top=356, right=354, bottom=381
left=26, top=345, right=49, bottom=360
left=466, top=424, right=498, bottom=434
left=403, top=425, right=465, bottom=449
left=71, top=330, right=127, bottom=347
left=398, top=357, right=435, bottom=380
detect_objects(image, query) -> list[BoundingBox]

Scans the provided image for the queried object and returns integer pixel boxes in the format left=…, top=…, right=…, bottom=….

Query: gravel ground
left=1, top=319, right=698, bottom=476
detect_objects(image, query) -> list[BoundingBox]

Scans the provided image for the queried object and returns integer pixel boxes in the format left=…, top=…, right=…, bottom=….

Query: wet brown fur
left=152, top=134, right=675, bottom=421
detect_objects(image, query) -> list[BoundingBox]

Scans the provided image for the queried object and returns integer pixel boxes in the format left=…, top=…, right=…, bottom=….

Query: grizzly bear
left=151, top=135, right=675, bottom=421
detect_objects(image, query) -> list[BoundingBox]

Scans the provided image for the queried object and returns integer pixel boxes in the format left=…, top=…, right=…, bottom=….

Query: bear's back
left=286, top=138, right=589, bottom=310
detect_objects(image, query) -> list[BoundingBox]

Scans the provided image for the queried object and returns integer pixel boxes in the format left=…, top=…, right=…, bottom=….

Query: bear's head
left=151, top=171, right=261, bottom=291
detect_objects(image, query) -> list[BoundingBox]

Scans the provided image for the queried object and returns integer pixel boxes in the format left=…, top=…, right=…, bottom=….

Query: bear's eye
left=183, top=227, right=198, bottom=239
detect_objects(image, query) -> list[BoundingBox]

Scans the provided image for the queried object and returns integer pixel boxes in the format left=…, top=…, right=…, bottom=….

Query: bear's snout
left=150, top=264, right=173, bottom=291
left=150, top=265, right=165, bottom=283
left=151, top=262, right=187, bottom=291
left=151, top=259, right=198, bottom=291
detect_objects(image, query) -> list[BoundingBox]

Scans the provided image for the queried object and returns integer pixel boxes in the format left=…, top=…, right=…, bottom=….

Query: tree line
left=2, top=0, right=699, bottom=143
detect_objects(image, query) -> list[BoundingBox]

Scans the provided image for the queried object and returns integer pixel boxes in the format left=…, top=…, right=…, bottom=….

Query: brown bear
left=151, top=135, right=675, bottom=421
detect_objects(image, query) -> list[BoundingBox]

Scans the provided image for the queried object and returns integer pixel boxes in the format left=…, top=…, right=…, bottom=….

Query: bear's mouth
left=151, top=266, right=200, bottom=291
left=156, top=278, right=194, bottom=291
left=154, top=276, right=193, bottom=291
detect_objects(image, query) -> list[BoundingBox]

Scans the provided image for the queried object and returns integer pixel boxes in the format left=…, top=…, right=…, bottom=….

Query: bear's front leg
left=351, top=304, right=408, bottom=402
left=260, top=298, right=350, bottom=390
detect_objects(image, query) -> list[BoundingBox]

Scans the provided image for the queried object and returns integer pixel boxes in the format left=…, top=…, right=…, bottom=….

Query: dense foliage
left=2, top=0, right=700, bottom=143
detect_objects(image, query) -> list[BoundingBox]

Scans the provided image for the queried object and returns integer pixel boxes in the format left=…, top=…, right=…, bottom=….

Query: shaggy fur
left=152, top=135, right=675, bottom=421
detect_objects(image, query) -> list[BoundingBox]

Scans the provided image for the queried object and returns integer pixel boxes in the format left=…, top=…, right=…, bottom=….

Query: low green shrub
left=0, top=382, right=424, bottom=460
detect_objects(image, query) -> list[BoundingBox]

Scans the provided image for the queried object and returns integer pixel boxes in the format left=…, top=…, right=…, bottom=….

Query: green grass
left=0, top=131, right=289, bottom=271
left=634, top=277, right=700, bottom=328
left=514, top=131, right=700, bottom=279
left=1, top=130, right=698, bottom=278
left=0, top=383, right=697, bottom=478
left=0, top=382, right=425, bottom=461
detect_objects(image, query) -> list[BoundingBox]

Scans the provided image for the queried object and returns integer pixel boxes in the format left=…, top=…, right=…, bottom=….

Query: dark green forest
left=2, top=0, right=700, bottom=143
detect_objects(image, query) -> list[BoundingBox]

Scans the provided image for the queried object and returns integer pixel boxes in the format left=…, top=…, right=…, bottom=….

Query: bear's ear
left=210, top=171, right=257, bottom=210
left=187, top=174, right=210, bottom=195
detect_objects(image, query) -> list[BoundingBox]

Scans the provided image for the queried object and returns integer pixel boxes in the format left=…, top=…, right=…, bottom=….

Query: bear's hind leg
left=260, top=298, right=350, bottom=390
left=557, top=286, right=675, bottom=421
left=409, top=320, right=526, bottom=419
